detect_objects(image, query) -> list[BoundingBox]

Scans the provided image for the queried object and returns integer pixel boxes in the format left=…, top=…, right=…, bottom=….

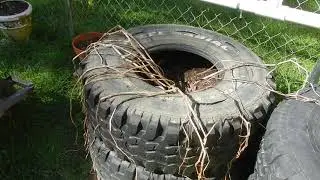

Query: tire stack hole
left=146, top=49, right=220, bottom=93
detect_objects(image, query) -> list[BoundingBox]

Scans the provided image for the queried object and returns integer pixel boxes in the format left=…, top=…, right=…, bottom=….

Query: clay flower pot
left=0, top=0, right=32, bottom=42
left=72, top=32, right=104, bottom=59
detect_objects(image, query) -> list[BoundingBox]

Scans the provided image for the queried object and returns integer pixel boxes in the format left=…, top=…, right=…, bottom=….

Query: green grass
left=0, top=1, right=90, bottom=179
left=0, top=30, right=89, bottom=180
left=0, top=0, right=319, bottom=179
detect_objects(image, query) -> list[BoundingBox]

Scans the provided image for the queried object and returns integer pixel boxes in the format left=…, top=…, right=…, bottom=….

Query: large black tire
left=87, top=121, right=216, bottom=180
left=83, top=24, right=274, bottom=178
left=249, top=87, right=320, bottom=180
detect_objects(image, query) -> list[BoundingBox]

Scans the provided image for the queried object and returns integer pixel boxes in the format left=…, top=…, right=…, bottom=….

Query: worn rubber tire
left=87, top=121, right=218, bottom=180
left=249, top=87, right=320, bottom=180
left=83, top=24, right=274, bottom=178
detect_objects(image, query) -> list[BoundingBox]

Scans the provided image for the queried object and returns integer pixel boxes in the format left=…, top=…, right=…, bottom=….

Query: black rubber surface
left=249, top=87, right=320, bottom=180
left=83, top=24, right=274, bottom=178
left=87, top=121, right=218, bottom=180
left=309, top=60, right=320, bottom=85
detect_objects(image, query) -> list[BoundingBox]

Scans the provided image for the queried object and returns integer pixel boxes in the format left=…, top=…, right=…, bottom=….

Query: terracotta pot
left=72, top=32, right=103, bottom=59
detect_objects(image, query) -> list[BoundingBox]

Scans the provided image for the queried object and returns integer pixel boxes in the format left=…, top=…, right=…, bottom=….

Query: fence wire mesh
left=284, top=0, right=320, bottom=13
left=57, top=0, right=319, bottom=93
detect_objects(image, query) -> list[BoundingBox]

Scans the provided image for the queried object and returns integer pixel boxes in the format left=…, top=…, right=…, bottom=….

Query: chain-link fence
left=201, top=0, right=320, bottom=28
left=32, top=0, right=319, bottom=93
left=285, top=0, right=320, bottom=13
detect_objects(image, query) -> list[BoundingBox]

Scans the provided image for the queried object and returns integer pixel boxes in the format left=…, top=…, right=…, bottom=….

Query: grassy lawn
left=0, top=0, right=319, bottom=179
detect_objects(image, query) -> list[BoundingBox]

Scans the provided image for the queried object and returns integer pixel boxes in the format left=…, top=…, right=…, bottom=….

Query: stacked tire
left=82, top=24, right=274, bottom=180
left=249, top=87, right=320, bottom=180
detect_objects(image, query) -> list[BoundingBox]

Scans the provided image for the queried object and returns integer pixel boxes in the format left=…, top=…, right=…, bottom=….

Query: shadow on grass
left=0, top=26, right=90, bottom=178
left=0, top=92, right=90, bottom=180
left=0, top=1, right=91, bottom=179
